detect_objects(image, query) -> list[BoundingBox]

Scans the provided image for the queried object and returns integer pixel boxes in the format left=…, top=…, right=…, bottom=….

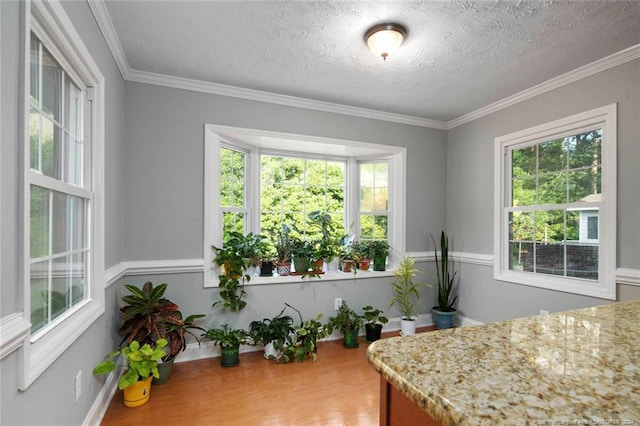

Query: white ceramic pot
left=400, top=318, right=416, bottom=336
left=263, top=341, right=281, bottom=360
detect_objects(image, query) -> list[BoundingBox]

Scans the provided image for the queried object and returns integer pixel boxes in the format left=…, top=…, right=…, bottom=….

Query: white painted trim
left=408, top=251, right=493, bottom=266
left=617, top=268, right=640, bottom=287
left=124, top=259, right=204, bottom=276
left=86, top=0, right=130, bottom=80
left=455, top=315, right=484, bottom=327
left=0, top=314, right=31, bottom=360
left=104, top=262, right=127, bottom=288
left=447, top=44, right=640, bottom=129
left=81, top=368, right=122, bottom=426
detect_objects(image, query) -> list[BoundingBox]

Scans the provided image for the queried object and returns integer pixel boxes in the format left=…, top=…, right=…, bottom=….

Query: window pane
left=360, top=186, right=373, bottom=212
left=512, top=145, right=536, bottom=177
left=41, top=117, right=63, bottom=180
left=538, top=139, right=565, bottom=174
left=30, top=186, right=50, bottom=259
left=261, top=155, right=282, bottom=184
left=30, top=260, right=50, bottom=333
left=511, top=176, right=536, bottom=207
left=30, top=33, right=40, bottom=107
left=568, top=169, right=600, bottom=203
left=374, top=163, right=388, bottom=187
left=222, top=212, right=245, bottom=242
left=51, top=192, right=86, bottom=255
left=567, top=245, right=598, bottom=279
left=64, top=76, right=82, bottom=139
left=373, top=216, right=388, bottom=239
left=283, top=185, right=304, bottom=212
left=327, top=161, right=345, bottom=186
left=283, top=157, right=304, bottom=184
left=30, top=107, right=41, bottom=171
left=65, top=134, right=84, bottom=186
left=360, top=163, right=373, bottom=187
left=566, top=210, right=580, bottom=241
left=306, top=160, right=325, bottom=186
left=261, top=183, right=282, bottom=212
left=373, top=188, right=388, bottom=211
left=41, top=44, right=62, bottom=123
left=360, top=215, right=374, bottom=239
left=220, top=147, right=245, bottom=208
left=509, top=211, right=534, bottom=272
left=538, top=172, right=567, bottom=204
left=568, top=130, right=601, bottom=169
left=326, top=187, right=344, bottom=212
left=534, top=210, right=565, bottom=276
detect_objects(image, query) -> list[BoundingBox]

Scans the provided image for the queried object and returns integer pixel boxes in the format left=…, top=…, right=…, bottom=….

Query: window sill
left=205, top=269, right=396, bottom=287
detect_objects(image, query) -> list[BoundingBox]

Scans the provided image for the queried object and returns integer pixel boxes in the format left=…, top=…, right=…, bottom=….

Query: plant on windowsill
left=249, top=305, right=295, bottom=360
left=430, top=230, right=458, bottom=330
left=389, top=256, right=428, bottom=336
left=279, top=303, right=328, bottom=363
left=273, top=224, right=292, bottom=276
left=201, top=324, right=251, bottom=367
left=93, top=339, right=167, bottom=407
left=337, top=234, right=356, bottom=274
left=326, top=301, right=364, bottom=348
left=211, top=231, right=267, bottom=311
left=362, top=305, right=389, bottom=342
left=118, top=281, right=205, bottom=385
left=368, top=240, right=390, bottom=271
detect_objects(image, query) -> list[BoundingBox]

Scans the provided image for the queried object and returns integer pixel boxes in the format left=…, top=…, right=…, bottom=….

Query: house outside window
left=204, top=125, right=406, bottom=287
left=494, top=104, right=616, bottom=299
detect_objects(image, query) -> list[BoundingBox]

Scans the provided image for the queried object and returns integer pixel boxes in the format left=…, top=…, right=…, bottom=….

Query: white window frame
left=203, top=124, right=406, bottom=288
left=14, top=0, right=105, bottom=389
left=493, top=104, right=617, bottom=300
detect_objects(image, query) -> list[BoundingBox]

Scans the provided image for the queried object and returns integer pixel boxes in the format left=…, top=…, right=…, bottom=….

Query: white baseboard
left=83, top=369, right=123, bottom=426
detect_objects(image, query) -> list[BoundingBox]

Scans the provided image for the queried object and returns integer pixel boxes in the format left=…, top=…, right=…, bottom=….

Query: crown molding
left=126, top=69, right=447, bottom=129
left=86, top=0, right=130, bottom=80
left=447, top=43, right=640, bottom=129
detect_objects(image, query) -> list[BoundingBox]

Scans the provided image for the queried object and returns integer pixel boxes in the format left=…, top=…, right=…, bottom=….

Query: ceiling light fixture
left=364, top=23, right=407, bottom=60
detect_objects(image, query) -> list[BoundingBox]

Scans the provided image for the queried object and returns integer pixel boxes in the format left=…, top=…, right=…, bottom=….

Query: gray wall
left=446, top=58, right=640, bottom=323
left=122, top=80, right=447, bottom=326
left=0, top=1, right=126, bottom=425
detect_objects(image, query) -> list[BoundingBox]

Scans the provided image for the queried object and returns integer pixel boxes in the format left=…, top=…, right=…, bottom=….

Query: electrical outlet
left=334, top=298, right=343, bottom=310
left=539, top=310, right=550, bottom=316
left=75, top=371, right=82, bottom=402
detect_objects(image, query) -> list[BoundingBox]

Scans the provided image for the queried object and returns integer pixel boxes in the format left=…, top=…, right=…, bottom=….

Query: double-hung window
left=494, top=105, right=616, bottom=299
left=19, top=1, right=105, bottom=389
left=204, top=125, right=406, bottom=286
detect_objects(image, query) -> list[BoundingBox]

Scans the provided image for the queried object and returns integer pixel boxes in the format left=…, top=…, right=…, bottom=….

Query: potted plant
left=326, top=301, right=364, bottom=348
left=368, top=240, right=390, bottom=271
left=93, top=339, right=167, bottom=407
left=249, top=305, right=295, bottom=360
left=118, top=281, right=205, bottom=384
left=290, top=237, right=314, bottom=275
left=389, top=256, right=428, bottom=336
left=337, top=234, right=356, bottom=273
left=430, top=231, right=458, bottom=329
left=352, top=241, right=373, bottom=270
left=279, top=304, right=328, bottom=363
left=308, top=210, right=340, bottom=270
left=273, top=224, right=292, bottom=276
left=362, top=305, right=389, bottom=342
left=259, top=241, right=276, bottom=277
left=212, top=231, right=267, bottom=311
left=201, top=324, right=250, bottom=367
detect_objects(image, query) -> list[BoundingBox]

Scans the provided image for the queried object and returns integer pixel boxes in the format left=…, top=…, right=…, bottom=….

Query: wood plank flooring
left=100, top=327, right=435, bottom=426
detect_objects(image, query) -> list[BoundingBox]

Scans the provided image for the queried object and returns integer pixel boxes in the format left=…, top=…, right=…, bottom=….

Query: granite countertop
left=367, top=301, right=640, bottom=425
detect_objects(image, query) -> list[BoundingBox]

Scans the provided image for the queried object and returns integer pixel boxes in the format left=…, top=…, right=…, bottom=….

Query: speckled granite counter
left=367, top=301, right=640, bottom=425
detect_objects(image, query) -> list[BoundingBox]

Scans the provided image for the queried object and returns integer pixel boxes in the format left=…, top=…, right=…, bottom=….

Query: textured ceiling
left=103, top=0, right=640, bottom=122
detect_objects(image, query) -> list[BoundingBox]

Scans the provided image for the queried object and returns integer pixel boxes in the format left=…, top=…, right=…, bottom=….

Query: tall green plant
left=389, top=256, right=428, bottom=320
left=430, top=231, right=458, bottom=312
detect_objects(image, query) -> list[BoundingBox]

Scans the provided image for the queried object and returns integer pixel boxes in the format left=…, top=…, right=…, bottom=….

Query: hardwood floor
left=100, top=327, right=435, bottom=426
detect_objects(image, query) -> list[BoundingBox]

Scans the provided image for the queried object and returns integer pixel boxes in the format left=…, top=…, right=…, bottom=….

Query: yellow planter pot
left=123, top=376, right=152, bottom=408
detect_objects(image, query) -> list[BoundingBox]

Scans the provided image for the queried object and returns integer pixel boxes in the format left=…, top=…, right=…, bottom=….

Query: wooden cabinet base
left=380, top=377, right=440, bottom=426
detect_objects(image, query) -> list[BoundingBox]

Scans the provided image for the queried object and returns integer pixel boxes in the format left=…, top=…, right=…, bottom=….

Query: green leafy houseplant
left=368, top=240, right=390, bottom=271
left=202, top=324, right=251, bottom=367
left=249, top=306, right=295, bottom=359
left=93, top=339, right=167, bottom=390
left=326, top=301, right=364, bottom=348
left=279, top=304, right=328, bottom=363
left=119, top=282, right=205, bottom=363
left=430, top=231, right=458, bottom=312
left=362, top=305, right=388, bottom=342
left=389, top=256, right=428, bottom=320
left=211, top=231, right=268, bottom=311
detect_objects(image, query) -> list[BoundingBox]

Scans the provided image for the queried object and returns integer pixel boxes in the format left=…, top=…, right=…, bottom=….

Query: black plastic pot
left=260, top=260, right=274, bottom=277
left=365, top=323, right=383, bottom=342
